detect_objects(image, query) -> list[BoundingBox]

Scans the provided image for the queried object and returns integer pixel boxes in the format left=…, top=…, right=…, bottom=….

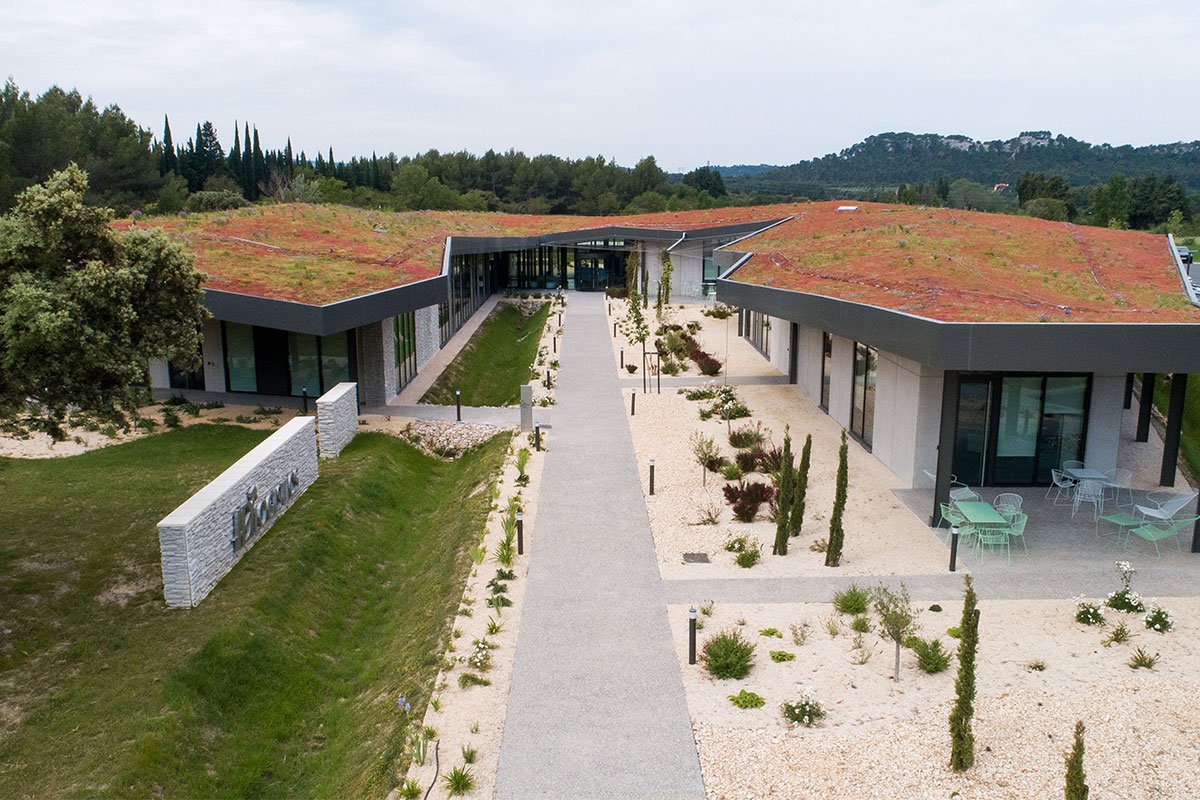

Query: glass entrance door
left=953, top=380, right=991, bottom=486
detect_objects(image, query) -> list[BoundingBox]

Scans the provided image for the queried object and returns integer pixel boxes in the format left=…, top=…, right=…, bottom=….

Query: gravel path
left=494, top=291, right=705, bottom=800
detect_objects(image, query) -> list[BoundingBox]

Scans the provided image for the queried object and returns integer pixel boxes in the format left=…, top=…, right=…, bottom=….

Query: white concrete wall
left=1084, top=372, right=1126, bottom=474
left=415, top=303, right=441, bottom=370
left=767, top=316, right=790, bottom=375
left=643, top=242, right=706, bottom=301
left=872, top=352, right=944, bottom=488
left=316, top=382, right=358, bottom=458
left=157, top=416, right=319, bottom=608
left=827, top=334, right=854, bottom=429
left=148, top=358, right=170, bottom=389
left=201, top=318, right=225, bottom=391
left=797, top=324, right=824, bottom=401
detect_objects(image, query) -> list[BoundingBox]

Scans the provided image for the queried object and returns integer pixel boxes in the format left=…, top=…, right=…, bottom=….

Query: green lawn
left=0, top=424, right=507, bottom=799
left=1150, top=374, right=1200, bottom=479
left=421, top=301, right=550, bottom=406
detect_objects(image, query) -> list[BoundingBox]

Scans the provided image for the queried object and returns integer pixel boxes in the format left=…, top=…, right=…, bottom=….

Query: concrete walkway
left=495, top=292, right=705, bottom=800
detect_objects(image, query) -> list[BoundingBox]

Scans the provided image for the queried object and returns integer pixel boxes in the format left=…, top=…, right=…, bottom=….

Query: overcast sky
left=3, top=1, right=1196, bottom=172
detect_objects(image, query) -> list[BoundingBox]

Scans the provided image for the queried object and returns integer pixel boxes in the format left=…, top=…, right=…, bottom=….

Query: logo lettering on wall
left=230, top=470, right=302, bottom=554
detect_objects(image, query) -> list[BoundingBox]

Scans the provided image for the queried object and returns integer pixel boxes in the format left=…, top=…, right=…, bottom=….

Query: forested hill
left=721, top=131, right=1200, bottom=193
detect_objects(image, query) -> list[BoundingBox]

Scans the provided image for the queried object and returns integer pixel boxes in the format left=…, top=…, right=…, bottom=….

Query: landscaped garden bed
left=670, top=593, right=1200, bottom=799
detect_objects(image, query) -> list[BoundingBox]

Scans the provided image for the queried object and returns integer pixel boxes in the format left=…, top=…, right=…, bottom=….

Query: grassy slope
left=1150, top=374, right=1200, bottom=479
left=421, top=302, right=550, bottom=406
left=0, top=425, right=507, bottom=799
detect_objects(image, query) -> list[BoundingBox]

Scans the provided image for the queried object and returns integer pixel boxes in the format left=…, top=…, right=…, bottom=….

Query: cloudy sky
left=3, top=1, right=1196, bottom=171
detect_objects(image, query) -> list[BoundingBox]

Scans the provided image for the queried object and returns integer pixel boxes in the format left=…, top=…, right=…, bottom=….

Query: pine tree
left=773, top=428, right=795, bottom=556
left=949, top=575, right=979, bottom=772
left=824, top=430, right=849, bottom=567
left=228, top=124, right=242, bottom=194
left=789, top=434, right=812, bottom=537
left=159, top=115, right=178, bottom=176
left=1064, top=720, right=1087, bottom=800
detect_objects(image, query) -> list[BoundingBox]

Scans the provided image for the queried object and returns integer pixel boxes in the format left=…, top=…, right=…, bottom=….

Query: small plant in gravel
left=928, top=604, right=943, bottom=613
left=759, top=627, right=783, bottom=638
left=824, top=617, right=840, bottom=637
left=725, top=535, right=751, bottom=553
left=694, top=494, right=723, bottom=525
left=790, top=623, right=810, bottom=646
left=515, top=447, right=531, bottom=486
left=824, top=430, right=849, bottom=567
left=949, top=576, right=979, bottom=772
left=850, top=633, right=874, bottom=665
left=690, top=432, right=721, bottom=487
left=459, top=638, right=494, bottom=672
left=701, top=629, right=756, bottom=679
left=1102, top=621, right=1131, bottom=647
left=1106, top=560, right=1145, bottom=613
left=461, top=745, right=477, bottom=764
left=470, top=544, right=487, bottom=565
left=443, top=765, right=475, bottom=797
left=1127, top=647, right=1159, bottom=669
left=872, top=583, right=918, bottom=682
left=850, top=615, right=871, bottom=633
left=494, top=568, right=516, bottom=581
left=769, top=650, right=795, bottom=662
left=728, top=689, right=766, bottom=709
left=407, top=728, right=431, bottom=766
left=699, top=601, right=715, bottom=617
left=781, top=685, right=825, bottom=727
left=1064, top=720, right=1087, bottom=800
left=908, top=637, right=952, bottom=674
left=735, top=449, right=761, bottom=474
left=487, top=594, right=513, bottom=613
left=832, top=584, right=869, bottom=615
left=1144, top=604, right=1174, bottom=633
left=1026, top=659, right=1047, bottom=671
left=470, top=720, right=480, bottom=734
left=1074, top=597, right=1105, bottom=626
left=398, top=778, right=422, bottom=799
left=729, top=422, right=767, bottom=449
left=723, top=479, right=774, bottom=522
left=735, top=547, right=761, bottom=569
left=459, top=672, right=491, bottom=688
left=720, top=463, right=743, bottom=481
left=809, top=538, right=827, bottom=553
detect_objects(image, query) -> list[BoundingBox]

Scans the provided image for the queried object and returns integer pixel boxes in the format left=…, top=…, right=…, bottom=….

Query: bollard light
left=517, top=511, right=524, bottom=555
left=620, top=349, right=624, bottom=369
left=630, top=388, right=636, bottom=416
left=301, top=386, right=309, bottom=415
left=553, top=335, right=557, bottom=354
left=949, top=526, right=960, bottom=573
left=534, top=424, right=542, bottom=451
left=649, top=459, right=655, bottom=495
left=558, top=311, right=562, bottom=326
left=613, top=321, right=618, bottom=338
left=455, top=389, right=462, bottom=422
left=688, top=607, right=698, bottom=665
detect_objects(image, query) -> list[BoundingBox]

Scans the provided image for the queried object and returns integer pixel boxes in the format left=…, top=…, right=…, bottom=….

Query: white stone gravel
left=671, top=597, right=1200, bottom=800
left=371, top=417, right=508, bottom=459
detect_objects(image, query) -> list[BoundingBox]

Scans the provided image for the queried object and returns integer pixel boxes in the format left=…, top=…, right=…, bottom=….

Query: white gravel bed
left=392, top=412, right=550, bottom=798
left=671, top=597, right=1200, bottom=800
left=629, top=382, right=950, bottom=580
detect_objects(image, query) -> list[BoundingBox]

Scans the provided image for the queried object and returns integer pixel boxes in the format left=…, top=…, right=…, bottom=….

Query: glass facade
left=850, top=342, right=877, bottom=448
left=394, top=312, right=417, bottom=389
left=953, top=373, right=1090, bottom=486
left=746, top=311, right=770, bottom=357
left=820, top=332, right=833, bottom=410
left=222, top=322, right=356, bottom=397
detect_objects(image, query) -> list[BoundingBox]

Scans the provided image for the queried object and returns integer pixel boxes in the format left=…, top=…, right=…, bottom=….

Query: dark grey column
left=932, top=370, right=960, bottom=527
left=1191, top=515, right=1200, bottom=554
left=788, top=322, right=799, bottom=384
left=1123, top=373, right=1134, bottom=410
left=1136, top=373, right=1156, bottom=443
left=737, top=309, right=745, bottom=338
left=1160, top=373, right=1188, bottom=486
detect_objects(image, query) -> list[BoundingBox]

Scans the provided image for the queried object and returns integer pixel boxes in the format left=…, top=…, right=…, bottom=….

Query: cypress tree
left=949, top=575, right=979, bottom=771
left=328, top=147, right=335, bottom=177
left=773, top=428, right=794, bottom=556
left=824, top=430, right=849, bottom=567
left=159, top=115, right=178, bottom=175
left=789, top=434, right=811, bottom=537
left=252, top=127, right=265, bottom=199
left=1064, top=720, right=1087, bottom=799
left=285, top=138, right=294, bottom=175
left=658, top=249, right=673, bottom=316
left=241, top=122, right=252, bottom=196
left=228, top=124, right=242, bottom=192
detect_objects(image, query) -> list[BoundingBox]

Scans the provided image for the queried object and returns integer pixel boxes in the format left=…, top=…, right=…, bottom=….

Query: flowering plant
left=396, top=694, right=412, bottom=714
left=1144, top=604, right=1174, bottom=633
left=780, top=685, right=825, bottom=728
left=459, top=638, right=494, bottom=671
left=1073, top=596, right=1105, bottom=626
left=1107, top=561, right=1145, bottom=613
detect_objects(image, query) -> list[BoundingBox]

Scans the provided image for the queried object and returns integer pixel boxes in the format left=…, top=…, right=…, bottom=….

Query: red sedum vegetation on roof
left=113, top=203, right=786, bottom=305
left=727, top=202, right=1197, bottom=323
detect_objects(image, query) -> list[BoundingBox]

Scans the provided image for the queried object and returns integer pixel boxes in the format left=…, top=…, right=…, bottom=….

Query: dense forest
left=0, top=80, right=1195, bottom=233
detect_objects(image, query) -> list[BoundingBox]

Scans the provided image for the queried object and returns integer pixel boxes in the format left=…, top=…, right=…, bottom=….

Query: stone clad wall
left=415, top=303, right=441, bottom=370
left=316, top=382, right=358, bottom=458
left=157, top=417, right=319, bottom=608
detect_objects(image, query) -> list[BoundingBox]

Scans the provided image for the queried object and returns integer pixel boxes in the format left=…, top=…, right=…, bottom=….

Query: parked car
left=1177, top=245, right=1193, bottom=266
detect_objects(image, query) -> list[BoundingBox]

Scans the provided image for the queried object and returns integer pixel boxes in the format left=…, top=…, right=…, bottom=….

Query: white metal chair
left=993, top=492, right=1023, bottom=520
left=950, top=486, right=980, bottom=503
left=1104, top=468, right=1133, bottom=507
left=1135, top=488, right=1199, bottom=522
left=1072, top=479, right=1105, bottom=521
left=1047, top=469, right=1077, bottom=506
left=1063, top=460, right=1085, bottom=472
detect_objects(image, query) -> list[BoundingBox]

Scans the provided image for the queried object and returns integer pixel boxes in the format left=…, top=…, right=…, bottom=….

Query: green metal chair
left=1005, top=512, right=1030, bottom=553
left=938, top=502, right=967, bottom=546
left=976, top=524, right=1011, bottom=565
left=1126, top=515, right=1200, bottom=558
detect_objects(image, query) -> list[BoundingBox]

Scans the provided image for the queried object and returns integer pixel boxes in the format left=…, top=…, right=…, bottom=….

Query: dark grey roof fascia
left=717, top=269, right=1200, bottom=374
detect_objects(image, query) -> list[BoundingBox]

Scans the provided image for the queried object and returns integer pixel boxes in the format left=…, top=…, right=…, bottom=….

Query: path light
left=689, top=607, right=698, bottom=665
left=534, top=424, right=542, bottom=451
left=649, top=459, right=655, bottom=495
left=301, top=386, right=308, bottom=415
left=613, top=321, right=618, bottom=338
left=553, top=335, right=556, bottom=354
left=949, top=526, right=960, bottom=572
left=455, top=390, right=462, bottom=422
left=630, top=388, right=636, bottom=416
left=620, top=349, right=624, bottom=369
left=517, top=511, right=524, bottom=555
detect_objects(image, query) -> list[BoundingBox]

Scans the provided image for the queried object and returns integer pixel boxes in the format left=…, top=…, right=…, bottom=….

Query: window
left=288, top=333, right=321, bottom=397
left=224, top=322, right=257, bottom=392
left=850, top=342, right=877, bottom=448
left=394, top=312, right=417, bottom=390
left=820, top=332, right=832, bottom=410
left=320, top=332, right=351, bottom=388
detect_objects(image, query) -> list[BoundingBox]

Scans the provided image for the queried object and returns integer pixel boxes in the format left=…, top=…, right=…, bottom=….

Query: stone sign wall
left=316, top=382, right=358, bottom=458
left=157, top=416, right=319, bottom=608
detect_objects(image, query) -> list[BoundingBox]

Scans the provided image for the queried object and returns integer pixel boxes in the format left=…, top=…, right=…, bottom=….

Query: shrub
left=909, top=637, right=952, bottom=674
left=735, top=547, right=761, bottom=568
left=461, top=745, right=477, bottom=764
left=136, top=417, right=157, bottom=432
left=781, top=685, right=825, bottom=727
left=720, top=463, right=743, bottom=481
left=185, top=189, right=250, bottom=211
left=723, top=480, right=774, bottom=522
left=515, top=447, right=531, bottom=486
left=758, top=446, right=783, bottom=475
left=824, top=429, right=849, bottom=567
left=161, top=408, right=181, bottom=428
left=725, top=535, right=751, bottom=553
left=790, top=623, right=809, bottom=646
left=850, top=615, right=871, bottom=633
left=703, top=304, right=735, bottom=319
left=1102, top=621, right=1130, bottom=647
left=1127, top=647, right=1159, bottom=669
left=728, top=689, right=765, bottom=709
left=695, top=352, right=723, bottom=376
left=759, top=627, right=783, bottom=638
left=832, top=584, right=869, bottom=615
left=1074, top=598, right=1105, bottom=626
left=701, top=629, right=756, bottom=679
left=928, top=604, right=943, bottom=613
left=735, top=449, right=759, bottom=473
left=398, top=778, right=422, bottom=799
left=769, top=650, right=795, bottom=662
left=625, top=363, right=638, bottom=373
left=443, top=765, right=475, bottom=797
left=729, top=422, right=767, bottom=449
left=1144, top=604, right=1174, bottom=633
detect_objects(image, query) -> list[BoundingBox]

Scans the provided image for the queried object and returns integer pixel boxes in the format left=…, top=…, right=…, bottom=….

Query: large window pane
left=1036, top=376, right=1089, bottom=482
left=996, top=377, right=1041, bottom=457
left=820, top=332, right=832, bottom=410
left=289, top=333, right=320, bottom=397
left=862, top=345, right=876, bottom=447
left=852, top=343, right=867, bottom=438
left=320, top=332, right=350, bottom=388
left=224, top=322, right=256, bottom=392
